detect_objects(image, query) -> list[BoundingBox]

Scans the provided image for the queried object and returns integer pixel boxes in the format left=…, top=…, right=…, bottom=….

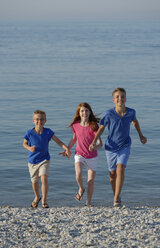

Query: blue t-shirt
left=100, top=107, right=136, bottom=152
left=24, top=128, right=55, bottom=164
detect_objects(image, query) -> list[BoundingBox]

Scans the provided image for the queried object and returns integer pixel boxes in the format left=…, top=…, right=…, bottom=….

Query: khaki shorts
left=28, top=160, right=50, bottom=183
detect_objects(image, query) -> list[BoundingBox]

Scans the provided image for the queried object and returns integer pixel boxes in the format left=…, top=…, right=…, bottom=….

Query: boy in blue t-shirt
left=23, top=110, right=71, bottom=208
left=89, top=88, right=147, bottom=207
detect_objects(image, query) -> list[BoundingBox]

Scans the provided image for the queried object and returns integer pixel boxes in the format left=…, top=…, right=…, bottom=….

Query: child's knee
left=109, top=171, right=116, bottom=182
left=87, top=178, right=94, bottom=185
left=41, top=174, right=48, bottom=183
left=76, top=173, right=82, bottom=181
left=116, top=164, right=125, bottom=174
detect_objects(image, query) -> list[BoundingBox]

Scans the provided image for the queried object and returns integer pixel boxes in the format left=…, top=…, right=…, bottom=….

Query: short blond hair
left=33, top=110, right=46, bottom=119
left=112, top=88, right=126, bottom=97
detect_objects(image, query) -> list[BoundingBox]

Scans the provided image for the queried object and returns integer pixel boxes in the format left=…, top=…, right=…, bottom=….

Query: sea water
left=0, top=20, right=159, bottom=207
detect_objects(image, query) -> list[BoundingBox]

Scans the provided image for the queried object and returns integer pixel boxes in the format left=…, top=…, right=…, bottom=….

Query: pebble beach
left=0, top=205, right=160, bottom=248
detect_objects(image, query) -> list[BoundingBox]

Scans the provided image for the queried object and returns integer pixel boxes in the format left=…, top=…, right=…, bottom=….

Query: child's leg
left=86, top=169, right=96, bottom=206
left=107, top=146, right=129, bottom=205
left=110, top=163, right=125, bottom=204
left=75, top=162, right=85, bottom=198
left=109, top=170, right=116, bottom=195
left=31, top=181, right=41, bottom=207
left=114, top=164, right=125, bottom=203
left=28, top=162, right=41, bottom=204
left=41, top=174, right=48, bottom=204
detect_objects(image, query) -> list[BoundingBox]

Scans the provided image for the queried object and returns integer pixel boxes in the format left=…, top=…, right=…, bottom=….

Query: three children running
left=23, top=88, right=147, bottom=208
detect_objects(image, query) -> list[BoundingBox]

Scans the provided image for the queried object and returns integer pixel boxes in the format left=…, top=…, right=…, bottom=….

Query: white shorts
left=74, top=154, right=97, bottom=171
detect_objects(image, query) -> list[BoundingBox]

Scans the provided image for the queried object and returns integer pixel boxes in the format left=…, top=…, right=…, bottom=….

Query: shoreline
left=1, top=205, right=160, bottom=247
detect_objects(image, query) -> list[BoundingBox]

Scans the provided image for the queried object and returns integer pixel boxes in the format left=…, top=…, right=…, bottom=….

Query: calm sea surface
left=0, top=20, right=159, bottom=207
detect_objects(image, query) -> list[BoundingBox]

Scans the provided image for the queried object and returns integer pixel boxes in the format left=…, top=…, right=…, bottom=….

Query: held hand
left=65, top=148, right=71, bottom=159
left=89, top=142, right=96, bottom=152
left=59, top=149, right=71, bottom=159
left=140, top=136, right=147, bottom=144
left=59, top=151, right=66, bottom=157
left=30, top=145, right=36, bottom=152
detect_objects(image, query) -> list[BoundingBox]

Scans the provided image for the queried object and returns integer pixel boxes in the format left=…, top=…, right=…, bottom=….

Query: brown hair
left=33, top=110, right=46, bottom=119
left=69, top=102, right=100, bottom=131
left=112, top=88, right=126, bottom=97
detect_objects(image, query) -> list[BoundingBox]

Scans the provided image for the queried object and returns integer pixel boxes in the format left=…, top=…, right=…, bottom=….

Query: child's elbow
left=23, top=140, right=27, bottom=148
left=99, top=141, right=103, bottom=148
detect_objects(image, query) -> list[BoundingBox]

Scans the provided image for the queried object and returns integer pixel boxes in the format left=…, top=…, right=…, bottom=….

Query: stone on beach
left=0, top=205, right=160, bottom=247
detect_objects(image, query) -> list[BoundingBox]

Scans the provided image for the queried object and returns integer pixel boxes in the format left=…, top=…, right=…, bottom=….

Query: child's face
left=33, top=114, right=46, bottom=129
left=79, top=107, right=90, bottom=121
left=112, top=91, right=126, bottom=107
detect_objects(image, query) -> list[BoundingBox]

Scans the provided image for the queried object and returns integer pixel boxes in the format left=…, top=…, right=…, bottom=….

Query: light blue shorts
left=105, top=145, right=130, bottom=172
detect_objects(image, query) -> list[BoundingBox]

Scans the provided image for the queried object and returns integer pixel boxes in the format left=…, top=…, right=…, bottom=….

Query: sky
left=0, top=0, right=160, bottom=22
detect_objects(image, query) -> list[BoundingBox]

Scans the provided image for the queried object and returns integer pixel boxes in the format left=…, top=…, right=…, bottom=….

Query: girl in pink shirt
left=68, top=102, right=102, bottom=206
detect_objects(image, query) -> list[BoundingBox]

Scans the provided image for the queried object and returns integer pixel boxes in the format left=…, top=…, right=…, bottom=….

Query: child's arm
left=52, top=135, right=71, bottom=159
left=68, top=133, right=77, bottom=150
left=23, top=139, right=36, bottom=152
left=89, top=125, right=105, bottom=151
left=59, top=133, right=76, bottom=158
left=132, top=120, right=147, bottom=144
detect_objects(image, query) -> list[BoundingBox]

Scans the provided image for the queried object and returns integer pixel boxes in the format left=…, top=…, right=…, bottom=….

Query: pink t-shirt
left=72, top=122, right=98, bottom=159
